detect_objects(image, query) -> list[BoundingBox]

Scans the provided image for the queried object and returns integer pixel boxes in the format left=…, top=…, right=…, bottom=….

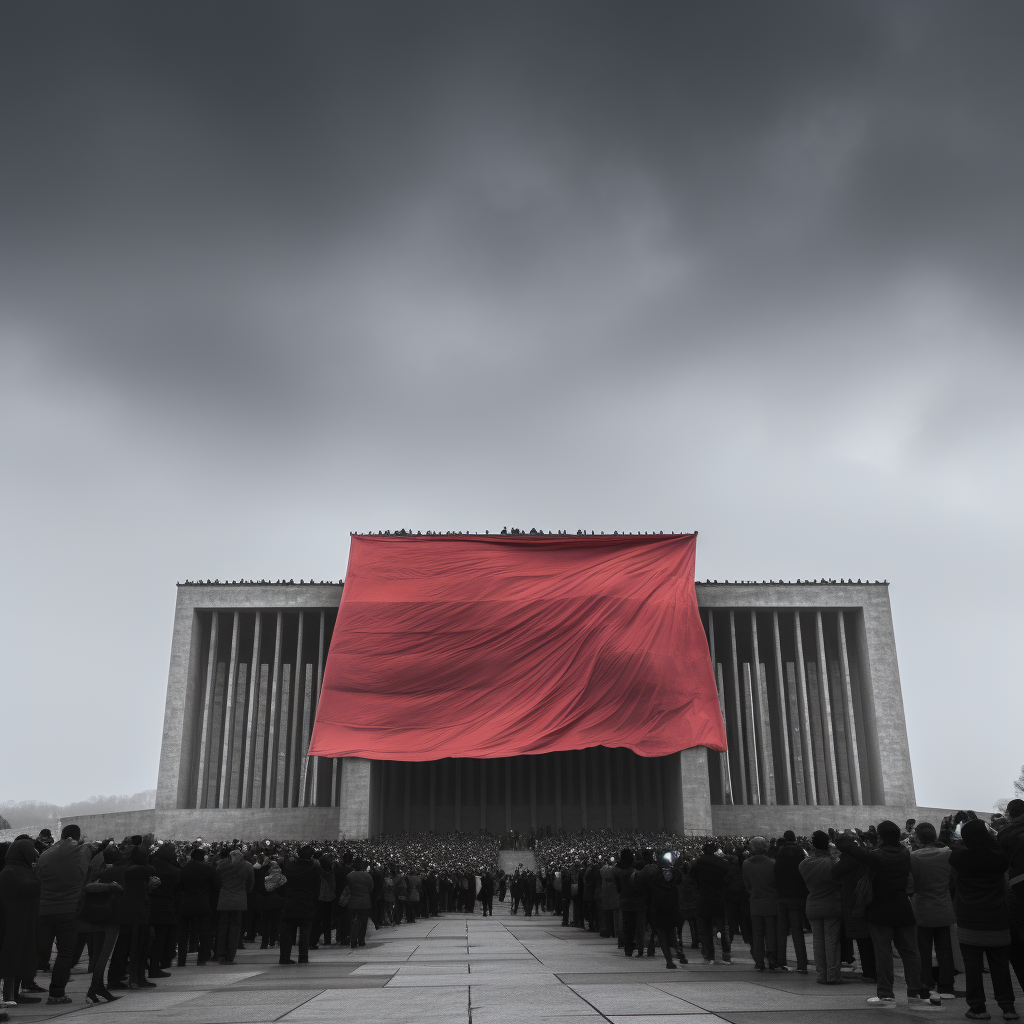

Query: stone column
left=251, top=664, right=270, bottom=806
left=793, top=613, right=818, bottom=804
left=306, top=611, right=326, bottom=808
left=837, top=612, right=864, bottom=805
left=266, top=612, right=283, bottom=806
left=579, top=750, right=588, bottom=828
left=218, top=612, right=240, bottom=809
left=629, top=754, right=639, bottom=829
left=242, top=613, right=262, bottom=808
left=554, top=754, right=562, bottom=830
left=195, top=613, right=219, bottom=809
left=771, top=613, right=794, bottom=804
left=741, top=664, right=761, bottom=805
left=814, top=612, right=840, bottom=805
left=429, top=762, right=437, bottom=832
left=729, top=612, right=749, bottom=804
left=530, top=759, right=537, bottom=830
left=668, top=746, right=713, bottom=836
left=707, top=612, right=732, bottom=804
left=286, top=612, right=305, bottom=806
left=785, top=663, right=807, bottom=805
left=338, top=757, right=372, bottom=839
left=505, top=758, right=512, bottom=832
left=750, top=613, right=776, bottom=804
left=604, top=749, right=613, bottom=827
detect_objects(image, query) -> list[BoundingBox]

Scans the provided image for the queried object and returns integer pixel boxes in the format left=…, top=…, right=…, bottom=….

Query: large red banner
left=308, top=533, right=726, bottom=761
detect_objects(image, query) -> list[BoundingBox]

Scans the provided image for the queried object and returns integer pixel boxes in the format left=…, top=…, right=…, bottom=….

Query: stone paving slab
left=570, top=983, right=709, bottom=1014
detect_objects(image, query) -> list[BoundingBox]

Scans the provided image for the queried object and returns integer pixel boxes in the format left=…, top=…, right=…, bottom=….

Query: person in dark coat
left=834, top=836, right=876, bottom=982
left=646, top=862, right=686, bottom=968
left=773, top=830, right=809, bottom=972
left=1, top=840, right=41, bottom=1006
left=106, top=845, right=159, bottom=990
left=214, top=849, right=254, bottom=964
left=176, top=849, right=218, bottom=966
left=950, top=819, right=1016, bottom=1020
left=341, top=859, right=374, bottom=948
left=742, top=837, right=778, bottom=971
left=690, top=844, right=731, bottom=964
left=147, top=844, right=180, bottom=977
left=614, top=849, right=647, bottom=958
left=836, top=822, right=932, bottom=1008
left=260, top=863, right=286, bottom=949
left=79, top=846, right=123, bottom=1003
left=279, top=847, right=320, bottom=964
left=479, top=870, right=494, bottom=917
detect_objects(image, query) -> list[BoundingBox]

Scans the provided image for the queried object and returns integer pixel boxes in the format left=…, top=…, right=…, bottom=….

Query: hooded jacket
left=36, top=838, right=94, bottom=916
left=0, top=840, right=40, bottom=977
left=216, top=850, right=255, bottom=912
left=343, top=869, right=374, bottom=910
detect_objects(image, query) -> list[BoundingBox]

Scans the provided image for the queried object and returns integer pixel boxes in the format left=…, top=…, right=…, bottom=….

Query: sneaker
left=1002, top=1013, right=1020, bottom=1022
left=963, top=1013, right=991, bottom=1021
left=703, top=959, right=714, bottom=966
left=906, top=996, right=943, bottom=1010
left=774, top=965, right=791, bottom=972
left=666, top=961, right=678, bottom=969
left=938, top=993, right=957, bottom=1001
left=866, top=996, right=898, bottom=1007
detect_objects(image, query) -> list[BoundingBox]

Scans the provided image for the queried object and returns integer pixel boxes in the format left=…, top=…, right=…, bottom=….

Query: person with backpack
left=836, top=822, right=938, bottom=1009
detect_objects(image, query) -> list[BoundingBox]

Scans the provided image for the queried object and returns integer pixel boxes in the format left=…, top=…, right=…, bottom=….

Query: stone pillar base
left=337, top=757, right=372, bottom=839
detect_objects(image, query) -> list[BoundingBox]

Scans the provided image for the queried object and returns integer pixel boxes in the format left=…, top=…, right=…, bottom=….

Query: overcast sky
left=2, top=1, right=1021, bottom=811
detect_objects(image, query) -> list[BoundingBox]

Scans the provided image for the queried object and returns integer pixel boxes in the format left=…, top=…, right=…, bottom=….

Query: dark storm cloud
left=1, top=1, right=1021, bottom=805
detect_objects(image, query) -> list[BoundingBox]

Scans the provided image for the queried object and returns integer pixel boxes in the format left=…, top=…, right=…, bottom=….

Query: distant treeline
left=0, top=791, right=156, bottom=828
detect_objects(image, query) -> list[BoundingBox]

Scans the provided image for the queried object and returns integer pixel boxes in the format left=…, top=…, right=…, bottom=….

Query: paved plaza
left=10, top=904, right=1021, bottom=1024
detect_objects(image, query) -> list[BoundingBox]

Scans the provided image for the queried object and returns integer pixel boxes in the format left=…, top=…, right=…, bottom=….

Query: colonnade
left=190, top=609, right=340, bottom=810
left=704, top=608, right=873, bottom=807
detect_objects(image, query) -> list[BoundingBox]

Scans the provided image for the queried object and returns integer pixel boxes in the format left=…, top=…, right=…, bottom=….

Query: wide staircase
left=499, top=849, right=537, bottom=874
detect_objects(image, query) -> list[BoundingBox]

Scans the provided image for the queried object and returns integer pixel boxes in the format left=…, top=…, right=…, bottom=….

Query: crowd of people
left=1, top=803, right=1022, bottom=1022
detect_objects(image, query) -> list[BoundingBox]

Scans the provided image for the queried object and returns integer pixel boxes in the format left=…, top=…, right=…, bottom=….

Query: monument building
left=66, top=542, right=950, bottom=840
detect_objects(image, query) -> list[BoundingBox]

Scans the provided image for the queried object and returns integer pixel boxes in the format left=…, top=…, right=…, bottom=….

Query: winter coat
left=798, top=850, right=842, bottom=919
left=614, top=865, right=646, bottom=912
left=102, top=856, right=156, bottom=926
left=835, top=837, right=915, bottom=927
left=343, top=870, right=373, bottom=911
left=394, top=874, right=408, bottom=901
left=35, top=838, right=94, bottom=916
left=677, top=868, right=699, bottom=915
left=179, top=859, right=219, bottom=916
left=282, top=857, right=321, bottom=920
left=689, top=854, right=729, bottom=913
left=996, top=816, right=1024, bottom=887
left=216, top=850, right=255, bottom=913
left=149, top=845, right=182, bottom=925
left=0, top=840, right=40, bottom=978
left=407, top=873, right=422, bottom=902
left=262, top=864, right=287, bottom=911
left=600, top=864, right=619, bottom=911
left=647, top=869, right=682, bottom=928
left=909, top=845, right=955, bottom=927
left=835, top=849, right=871, bottom=939
left=742, top=854, right=778, bottom=917
left=773, top=843, right=809, bottom=900
left=949, top=840, right=1010, bottom=933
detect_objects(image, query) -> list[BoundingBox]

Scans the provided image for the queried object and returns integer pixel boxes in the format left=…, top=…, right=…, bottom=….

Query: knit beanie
left=877, top=820, right=901, bottom=843
left=811, top=830, right=830, bottom=850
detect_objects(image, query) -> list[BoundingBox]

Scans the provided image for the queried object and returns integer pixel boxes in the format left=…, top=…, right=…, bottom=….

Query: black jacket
left=149, top=846, right=181, bottom=925
left=282, top=857, right=321, bottom=920
left=773, top=843, right=809, bottom=900
left=949, top=843, right=1010, bottom=932
left=835, top=837, right=914, bottom=927
left=179, top=859, right=219, bottom=916
left=689, top=855, right=729, bottom=911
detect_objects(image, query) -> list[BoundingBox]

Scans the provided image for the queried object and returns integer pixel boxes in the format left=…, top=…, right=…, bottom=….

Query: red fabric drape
left=308, top=533, right=726, bottom=761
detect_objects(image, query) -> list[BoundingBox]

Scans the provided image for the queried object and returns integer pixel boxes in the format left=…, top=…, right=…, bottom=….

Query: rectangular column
left=228, top=663, right=248, bottom=807
left=750, top=612, right=776, bottom=804
left=242, top=613, right=262, bottom=808
left=331, top=759, right=340, bottom=807
left=629, top=753, right=638, bottom=829
left=403, top=763, right=411, bottom=831
left=670, top=746, right=713, bottom=836
left=529, top=759, right=537, bottom=830
left=729, top=612, right=749, bottom=804
left=554, top=754, right=562, bottom=830
left=654, top=755, right=664, bottom=830
left=306, top=612, right=326, bottom=808
left=771, top=613, right=794, bottom=804
left=251, top=664, right=270, bottom=806
left=455, top=759, right=462, bottom=830
left=837, top=611, right=864, bottom=805
left=804, top=661, right=828, bottom=803
left=814, top=611, right=840, bottom=805
left=707, top=612, right=732, bottom=805
left=604, top=749, right=613, bottom=827
left=297, top=665, right=314, bottom=805
left=275, top=663, right=292, bottom=808
left=741, top=663, right=761, bottom=805
left=480, top=760, right=487, bottom=832
left=505, top=758, right=512, bottom=832
left=195, top=613, right=219, bottom=808
left=206, top=661, right=226, bottom=808
left=338, top=757, right=372, bottom=839
left=286, top=613, right=305, bottom=806
left=218, top=612, right=240, bottom=809
left=785, top=663, right=807, bottom=804
left=266, top=612, right=283, bottom=806
left=829, top=657, right=853, bottom=804
left=579, top=750, right=588, bottom=828
left=429, top=762, right=436, bottom=832
left=793, top=613, right=818, bottom=804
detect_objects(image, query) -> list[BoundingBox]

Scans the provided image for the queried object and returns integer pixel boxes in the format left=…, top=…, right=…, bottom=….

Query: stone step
left=499, top=849, right=537, bottom=874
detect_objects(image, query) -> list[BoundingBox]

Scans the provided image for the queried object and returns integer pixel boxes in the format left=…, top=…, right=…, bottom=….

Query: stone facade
left=65, top=577, right=923, bottom=842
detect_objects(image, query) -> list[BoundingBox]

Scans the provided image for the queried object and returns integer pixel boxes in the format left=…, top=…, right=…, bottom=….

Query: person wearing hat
left=836, top=822, right=937, bottom=1009
left=910, top=822, right=956, bottom=1000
